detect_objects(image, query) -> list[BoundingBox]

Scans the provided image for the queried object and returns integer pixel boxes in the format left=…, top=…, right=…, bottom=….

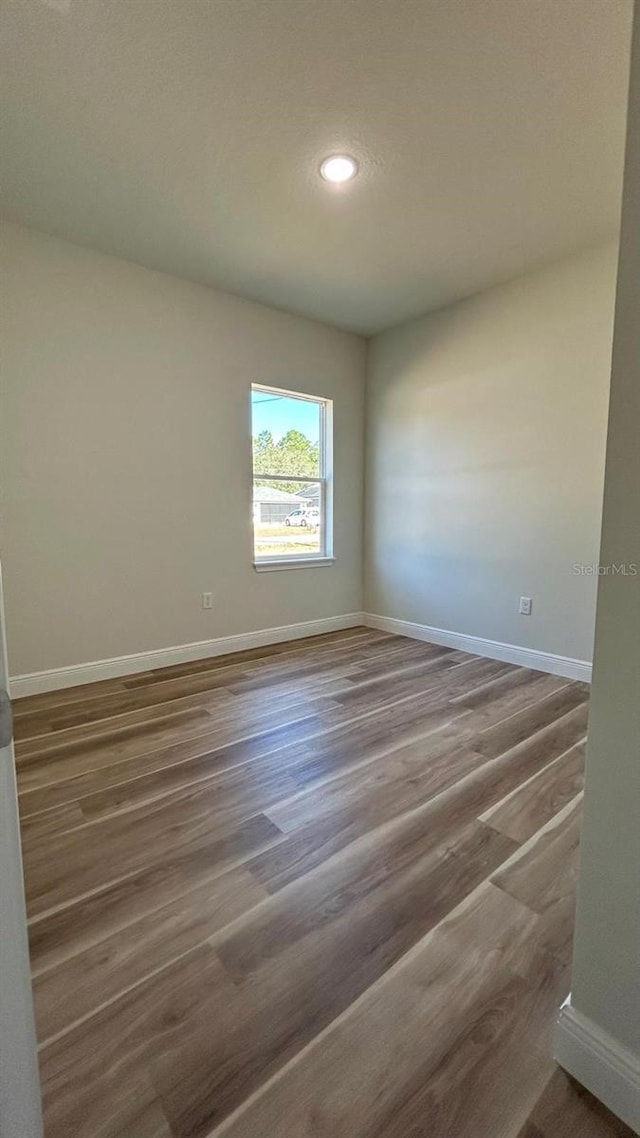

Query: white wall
left=0, top=223, right=365, bottom=677
left=364, top=243, right=618, bottom=664
left=556, top=10, right=640, bottom=1129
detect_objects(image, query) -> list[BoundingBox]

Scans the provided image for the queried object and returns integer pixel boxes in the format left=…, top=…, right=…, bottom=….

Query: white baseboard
left=10, top=610, right=592, bottom=698
left=9, top=613, right=365, bottom=698
left=554, top=998, right=640, bottom=1133
left=363, top=613, right=592, bottom=683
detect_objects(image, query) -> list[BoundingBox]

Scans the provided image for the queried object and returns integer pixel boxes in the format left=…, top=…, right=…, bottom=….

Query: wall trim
left=10, top=610, right=593, bottom=697
left=9, top=613, right=365, bottom=698
left=363, top=613, right=592, bottom=682
left=554, top=998, right=640, bottom=1133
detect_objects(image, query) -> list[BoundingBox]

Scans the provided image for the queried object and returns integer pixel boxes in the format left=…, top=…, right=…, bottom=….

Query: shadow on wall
left=365, top=242, right=618, bottom=662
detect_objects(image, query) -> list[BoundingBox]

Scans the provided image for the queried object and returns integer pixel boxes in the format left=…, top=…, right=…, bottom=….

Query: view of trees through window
left=253, top=429, right=320, bottom=492
left=251, top=386, right=329, bottom=561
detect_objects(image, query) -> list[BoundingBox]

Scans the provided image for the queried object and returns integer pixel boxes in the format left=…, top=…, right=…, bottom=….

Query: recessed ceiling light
left=319, top=154, right=359, bottom=184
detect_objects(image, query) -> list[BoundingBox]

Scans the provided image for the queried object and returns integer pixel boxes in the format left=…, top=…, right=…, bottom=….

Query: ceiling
left=0, top=0, right=633, bottom=334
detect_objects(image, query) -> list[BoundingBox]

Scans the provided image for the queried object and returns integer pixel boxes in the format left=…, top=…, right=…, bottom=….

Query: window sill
left=253, top=557, right=335, bottom=572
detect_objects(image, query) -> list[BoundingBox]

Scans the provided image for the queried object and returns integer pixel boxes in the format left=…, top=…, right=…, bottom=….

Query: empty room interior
left=1, top=2, right=639, bottom=1137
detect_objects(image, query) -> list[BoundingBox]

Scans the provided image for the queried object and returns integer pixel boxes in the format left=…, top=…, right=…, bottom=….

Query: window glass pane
left=253, top=479, right=322, bottom=560
left=252, top=391, right=321, bottom=478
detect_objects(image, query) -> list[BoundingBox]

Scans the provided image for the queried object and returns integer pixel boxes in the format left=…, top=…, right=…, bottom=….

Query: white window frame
left=251, top=383, right=334, bottom=570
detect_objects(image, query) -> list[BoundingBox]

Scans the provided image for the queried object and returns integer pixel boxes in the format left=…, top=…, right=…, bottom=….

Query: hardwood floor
left=13, top=627, right=632, bottom=1138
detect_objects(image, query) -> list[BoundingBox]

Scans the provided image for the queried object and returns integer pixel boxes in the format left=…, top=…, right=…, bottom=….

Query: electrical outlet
left=202, top=592, right=213, bottom=610
left=519, top=596, right=532, bottom=616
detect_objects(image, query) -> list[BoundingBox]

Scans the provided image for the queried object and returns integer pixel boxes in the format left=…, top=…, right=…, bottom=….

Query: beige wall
left=0, top=223, right=365, bottom=676
left=569, top=2, right=640, bottom=1068
left=364, top=243, right=618, bottom=663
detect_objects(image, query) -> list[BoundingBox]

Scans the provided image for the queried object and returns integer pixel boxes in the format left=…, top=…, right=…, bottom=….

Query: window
left=251, top=384, right=333, bottom=567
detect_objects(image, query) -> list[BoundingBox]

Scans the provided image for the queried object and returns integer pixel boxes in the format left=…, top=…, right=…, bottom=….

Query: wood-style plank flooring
left=14, top=627, right=633, bottom=1138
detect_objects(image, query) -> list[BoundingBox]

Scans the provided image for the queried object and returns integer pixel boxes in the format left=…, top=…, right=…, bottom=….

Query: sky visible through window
left=251, top=390, right=320, bottom=444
